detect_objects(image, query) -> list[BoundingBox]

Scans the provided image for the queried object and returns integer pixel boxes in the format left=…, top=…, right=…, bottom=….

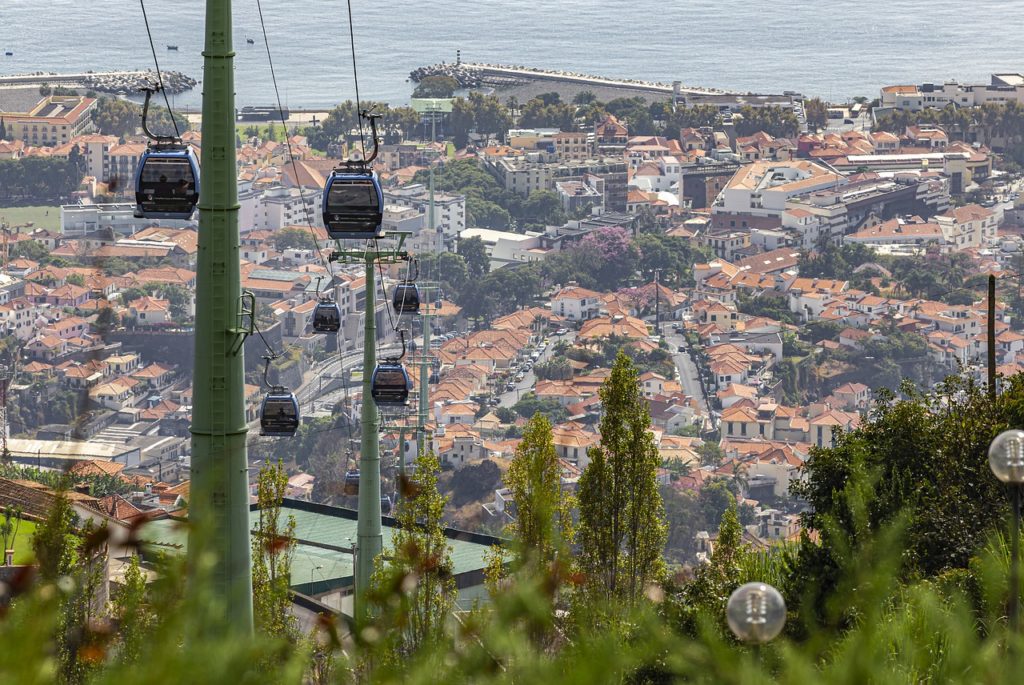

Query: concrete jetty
left=0, top=69, right=196, bottom=95
left=409, top=62, right=735, bottom=96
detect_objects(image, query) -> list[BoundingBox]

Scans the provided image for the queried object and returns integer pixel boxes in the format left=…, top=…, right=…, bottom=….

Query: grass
left=0, top=206, right=61, bottom=232
left=5, top=518, right=37, bottom=565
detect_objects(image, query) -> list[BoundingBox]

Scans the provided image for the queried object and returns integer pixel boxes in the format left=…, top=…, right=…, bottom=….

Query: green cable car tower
left=187, top=0, right=254, bottom=634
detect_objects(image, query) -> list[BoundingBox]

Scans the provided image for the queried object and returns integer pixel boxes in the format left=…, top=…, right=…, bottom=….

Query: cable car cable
left=344, top=0, right=367, bottom=160
left=253, top=0, right=335, bottom=279
left=138, top=0, right=180, bottom=138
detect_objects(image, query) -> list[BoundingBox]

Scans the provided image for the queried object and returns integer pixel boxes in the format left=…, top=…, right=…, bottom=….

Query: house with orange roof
left=717, top=382, right=759, bottom=408
left=552, top=284, right=603, bottom=321
left=578, top=314, right=649, bottom=342
left=934, top=203, right=999, bottom=250
left=808, top=408, right=859, bottom=448
left=131, top=363, right=176, bottom=390
left=89, top=377, right=139, bottom=410
left=830, top=382, right=871, bottom=411
left=535, top=379, right=589, bottom=407
left=551, top=422, right=600, bottom=467
left=43, top=315, right=89, bottom=340
left=129, top=296, right=171, bottom=326
left=436, top=401, right=480, bottom=426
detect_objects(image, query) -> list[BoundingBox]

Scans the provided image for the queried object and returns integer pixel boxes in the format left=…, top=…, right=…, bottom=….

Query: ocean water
left=1, top=0, right=1022, bottom=109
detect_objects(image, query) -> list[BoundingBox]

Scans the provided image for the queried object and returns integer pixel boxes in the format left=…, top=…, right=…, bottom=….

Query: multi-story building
left=238, top=185, right=323, bottom=232
left=383, top=184, right=466, bottom=244
left=485, top=155, right=629, bottom=211
left=3, top=95, right=96, bottom=146
left=553, top=131, right=591, bottom=161
left=106, top=142, right=149, bottom=193
left=716, top=160, right=845, bottom=218
left=934, top=203, right=1000, bottom=250
left=879, top=73, right=1024, bottom=112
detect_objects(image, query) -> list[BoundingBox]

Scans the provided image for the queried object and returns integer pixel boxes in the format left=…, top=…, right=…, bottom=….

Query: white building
left=383, top=185, right=466, bottom=245
left=551, top=285, right=603, bottom=321
left=238, top=185, right=322, bottom=233
left=934, top=203, right=1000, bottom=250
left=459, top=228, right=543, bottom=269
left=716, top=161, right=845, bottom=218
left=61, top=203, right=193, bottom=237
left=880, top=74, right=1024, bottom=112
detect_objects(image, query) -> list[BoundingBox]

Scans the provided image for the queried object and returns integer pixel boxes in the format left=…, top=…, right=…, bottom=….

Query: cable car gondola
left=321, top=112, right=385, bottom=240
left=322, top=170, right=384, bottom=240
left=392, top=282, right=420, bottom=314
left=312, top=300, right=342, bottom=333
left=133, top=87, right=200, bottom=220
left=371, top=361, right=411, bottom=407
left=260, top=386, right=300, bottom=437
left=344, top=469, right=359, bottom=496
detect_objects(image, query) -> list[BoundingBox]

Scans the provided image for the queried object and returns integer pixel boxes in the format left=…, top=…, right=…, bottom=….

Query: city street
left=497, top=330, right=575, bottom=407
left=666, top=331, right=714, bottom=427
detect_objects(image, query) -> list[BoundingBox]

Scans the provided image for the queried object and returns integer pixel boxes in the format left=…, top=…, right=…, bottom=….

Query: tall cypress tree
left=577, top=351, right=666, bottom=604
left=504, top=413, right=575, bottom=570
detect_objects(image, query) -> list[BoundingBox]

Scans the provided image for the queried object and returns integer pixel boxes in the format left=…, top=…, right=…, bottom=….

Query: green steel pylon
left=187, top=0, right=254, bottom=634
left=331, top=235, right=409, bottom=614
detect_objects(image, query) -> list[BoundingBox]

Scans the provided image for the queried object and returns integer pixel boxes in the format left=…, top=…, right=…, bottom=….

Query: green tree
left=413, top=75, right=459, bottom=98
left=251, top=461, right=298, bottom=642
left=458, top=235, right=490, bottom=279
left=109, top=554, right=156, bottom=665
left=804, top=97, right=829, bottom=130
left=32, top=489, right=76, bottom=581
left=371, top=451, right=455, bottom=661
left=0, top=505, right=22, bottom=557
left=512, top=392, right=569, bottom=425
left=274, top=226, right=317, bottom=252
left=577, top=351, right=667, bottom=605
left=504, top=414, right=575, bottom=569
left=519, top=190, right=566, bottom=229
left=789, top=374, right=1017, bottom=626
left=677, top=500, right=745, bottom=632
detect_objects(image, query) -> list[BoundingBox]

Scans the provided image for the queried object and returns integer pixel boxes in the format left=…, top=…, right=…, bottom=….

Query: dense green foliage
left=577, top=352, right=667, bottom=605
left=8, top=373, right=1024, bottom=682
left=91, top=96, right=189, bottom=139
left=0, top=149, right=84, bottom=205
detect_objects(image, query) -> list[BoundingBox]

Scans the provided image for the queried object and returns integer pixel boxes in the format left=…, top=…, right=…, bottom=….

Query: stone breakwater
left=409, top=62, right=731, bottom=95
left=0, top=70, right=197, bottom=95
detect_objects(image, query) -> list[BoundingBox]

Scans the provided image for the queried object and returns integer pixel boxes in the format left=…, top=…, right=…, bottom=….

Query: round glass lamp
left=989, top=429, right=1024, bottom=484
left=726, top=582, right=786, bottom=644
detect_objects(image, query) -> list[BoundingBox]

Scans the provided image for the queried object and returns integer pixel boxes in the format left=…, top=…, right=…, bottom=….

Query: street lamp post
left=309, top=564, right=323, bottom=596
left=726, top=582, right=786, bottom=662
left=989, top=429, right=1024, bottom=631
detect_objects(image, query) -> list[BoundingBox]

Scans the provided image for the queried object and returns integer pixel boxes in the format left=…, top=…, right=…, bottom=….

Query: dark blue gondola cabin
left=134, top=146, right=201, bottom=220
left=392, top=283, right=420, bottom=314
left=344, top=470, right=359, bottom=496
left=312, top=301, right=342, bottom=333
left=321, top=171, right=384, bottom=240
left=371, top=362, right=411, bottom=407
left=260, top=388, right=299, bottom=437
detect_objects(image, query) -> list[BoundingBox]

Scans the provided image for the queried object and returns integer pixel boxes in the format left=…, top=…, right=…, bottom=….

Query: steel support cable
left=139, top=0, right=181, bottom=137
left=254, top=0, right=335, bottom=277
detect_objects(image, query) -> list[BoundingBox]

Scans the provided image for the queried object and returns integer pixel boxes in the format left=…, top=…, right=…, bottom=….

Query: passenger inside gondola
left=139, top=158, right=197, bottom=215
